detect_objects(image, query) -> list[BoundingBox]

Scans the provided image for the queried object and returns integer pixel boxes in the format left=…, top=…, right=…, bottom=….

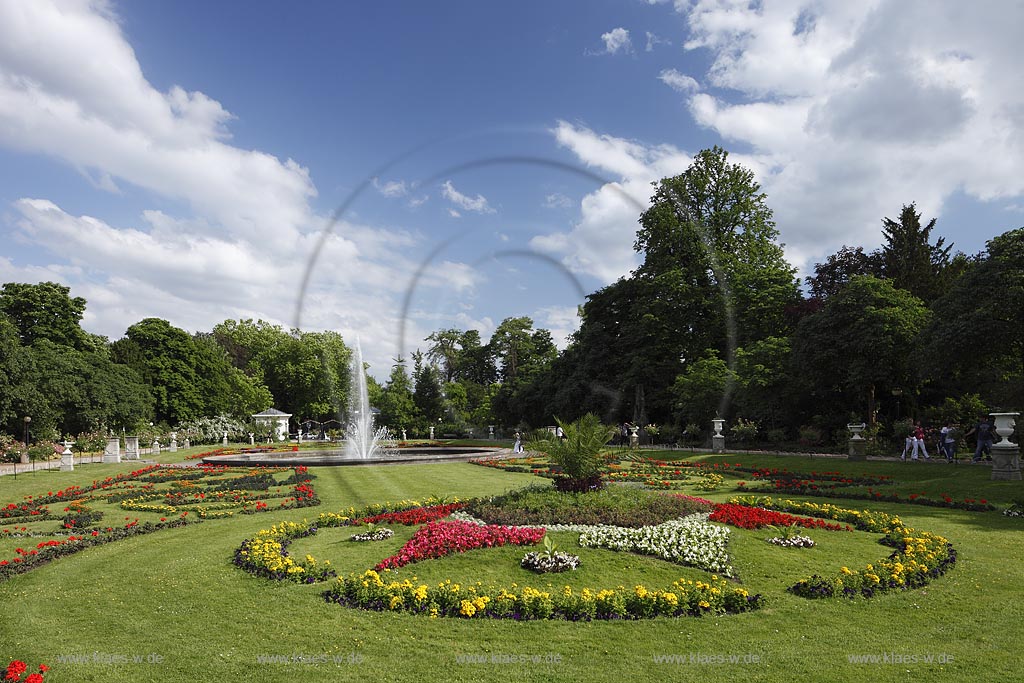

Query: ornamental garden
left=1, top=430, right=1022, bottom=683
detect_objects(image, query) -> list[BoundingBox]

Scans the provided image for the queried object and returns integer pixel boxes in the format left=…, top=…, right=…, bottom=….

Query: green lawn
left=0, top=450, right=1021, bottom=682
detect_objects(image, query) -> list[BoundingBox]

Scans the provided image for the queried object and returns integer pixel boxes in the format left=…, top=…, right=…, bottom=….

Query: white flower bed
left=766, top=535, right=815, bottom=547
left=578, top=514, right=733, bottom=577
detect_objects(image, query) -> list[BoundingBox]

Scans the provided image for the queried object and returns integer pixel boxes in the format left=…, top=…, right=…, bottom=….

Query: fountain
left=200, top=336, right=501, bottom=467
left=344, top=338, right=392, bottom=459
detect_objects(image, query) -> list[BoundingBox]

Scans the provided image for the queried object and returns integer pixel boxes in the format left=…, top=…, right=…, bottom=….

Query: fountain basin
left=201, top=446, right=505, bottom=467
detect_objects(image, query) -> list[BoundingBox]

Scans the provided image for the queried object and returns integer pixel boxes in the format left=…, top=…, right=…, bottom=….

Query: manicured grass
left=1, top=453, right=1022, bottom=682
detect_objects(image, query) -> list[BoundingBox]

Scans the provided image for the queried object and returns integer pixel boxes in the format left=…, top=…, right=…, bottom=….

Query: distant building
left=252, top=408, right=292, bottom=441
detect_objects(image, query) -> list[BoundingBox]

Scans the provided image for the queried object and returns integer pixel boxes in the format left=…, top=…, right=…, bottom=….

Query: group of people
left=899, top=416, right=996, bottom=463
left=512, top=426, right=565, bottom=454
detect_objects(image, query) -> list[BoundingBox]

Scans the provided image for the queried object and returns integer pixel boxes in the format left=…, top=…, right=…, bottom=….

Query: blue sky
left=2, top=0, right=1023, bottom=378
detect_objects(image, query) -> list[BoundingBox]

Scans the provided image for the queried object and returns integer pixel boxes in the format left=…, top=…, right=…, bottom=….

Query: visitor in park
left=968, top=415, right=994, bottom=462
left=899, top=429, right=915, bottom=461
left=556, top=425, right=565, bottom=441
left=619, top=423, right=629, bottom=447
left=940, top=421, right=958, bottom=462
left=911, top=421, right=930, bottom=460
left=513, top=431, right=523, bottom=454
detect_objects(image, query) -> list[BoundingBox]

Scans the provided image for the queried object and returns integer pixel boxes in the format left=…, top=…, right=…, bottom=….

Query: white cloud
left=543, top=193, right=574, bottom=209
left=441, top=180, right=496, bottom=214
left=533, top=304, right=581, bottom=349
left=372, top=177, right=409, bottom=198
left=0, top=0, right=482, bottom=379
left=658, top=68, right=700, bottom=93
left=645, top=31, right=671, bottom=52
left=599, top=28, right=633, bottom=55
left=650, top=0, right=1024, bottom=273
left=447, top=208, right=462, bottom=218
left=531, top=122, right=694, bottom=284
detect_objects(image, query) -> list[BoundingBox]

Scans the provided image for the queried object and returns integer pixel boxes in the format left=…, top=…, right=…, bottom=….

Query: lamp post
left=23, top=416, right=31, bottom=470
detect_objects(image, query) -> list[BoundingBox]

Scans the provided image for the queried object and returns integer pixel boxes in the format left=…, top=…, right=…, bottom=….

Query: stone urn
left=990, top=412, right=1021, bottom=480
left=712, top=419, right=725, bottom=437
left=847, top=423, right=867, bottom=440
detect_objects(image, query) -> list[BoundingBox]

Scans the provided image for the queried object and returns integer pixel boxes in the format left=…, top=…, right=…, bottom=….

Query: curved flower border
left=729, top=496, right=957, bottom=598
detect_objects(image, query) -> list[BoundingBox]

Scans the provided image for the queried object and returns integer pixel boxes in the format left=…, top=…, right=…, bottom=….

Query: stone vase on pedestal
left=183, top=438, right=191, bottom=450
left=847, top=423, right=867, bottom=461
left=990, top=412, right=1021, bottom=481
left=103, top=436, right=121, bottom=463
left=169, top=432, right=178, bottom=452
left=60, top=442, right=75, bottom=472
left=124, top=436, right=140, bottom=460
left=711, top=419, right=726, bottom=453
left=222, top=432, right=228, bottom=446
left=152, top=439, right=161, bottom=456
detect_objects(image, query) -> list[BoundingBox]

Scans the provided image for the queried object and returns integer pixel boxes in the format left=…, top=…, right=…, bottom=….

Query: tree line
left=2, top=146, right=1022, bottom=452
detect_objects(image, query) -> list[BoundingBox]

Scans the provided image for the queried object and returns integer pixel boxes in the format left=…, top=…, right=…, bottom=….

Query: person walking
left=899, top=429, right=914, bottom=461
left=911, top=421, right=930, bottom=460
left=940, top=421, right=958, bottom=462
left=512, top=430, right=523, bottom=454
left=968, top=415, right=994, bottom=462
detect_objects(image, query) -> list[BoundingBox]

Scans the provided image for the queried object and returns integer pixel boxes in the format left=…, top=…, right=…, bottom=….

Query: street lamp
left=23, top=416, right=31, bottom=471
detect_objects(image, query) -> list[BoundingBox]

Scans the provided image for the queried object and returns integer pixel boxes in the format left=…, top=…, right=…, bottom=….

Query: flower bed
left=4, top=660, right=48, bottom=682
left=767, top=535, right=815, bottom=548
left=520, top=550, right=580, bottom=573
left=790, top=529, right=955, bottom=599
left=708, top=504, right=851, bottom=532
left=0, top=517, right=197, bottom=583
left=375, top=520, right=544, bottom=570
left=233, top=500, right=464, bottom=583
left=466, top=486, right=714, bottom=528
left=350, top=527, right=394, bottom=542
left=322, top=569, right=762, bottom=620
left=727, top=496, right=901, bottom=533
left=727, top=496, right=956, bottom=599
left=577, top=514, right=734, bottom=576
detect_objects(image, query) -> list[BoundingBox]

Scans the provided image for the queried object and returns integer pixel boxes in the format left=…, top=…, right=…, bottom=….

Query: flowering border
left=322, top=569, right=762, bottom=620
left=728, top=496, right=957, bottom=598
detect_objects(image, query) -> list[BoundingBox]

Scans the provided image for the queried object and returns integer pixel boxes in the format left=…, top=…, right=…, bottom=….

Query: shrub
left=525, top=414, right=617, bottom=492
left=766, top=428, right=787, bottom=445
left=729, top=418, right=758, bottom=443
left=798, top=425, right=823, bottom=447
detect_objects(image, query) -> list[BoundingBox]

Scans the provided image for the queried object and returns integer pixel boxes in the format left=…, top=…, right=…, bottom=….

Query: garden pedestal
left=103, top=437, right=121, bottom=464
left=712, top=434, right=725, bottom=453
left=848, top=438, right=867, bottom=460
left=124, top=436, right=140, bottom=460
left=60, top=446, right=74, bottom=472
left=991, top=445, right=1021, bottom=481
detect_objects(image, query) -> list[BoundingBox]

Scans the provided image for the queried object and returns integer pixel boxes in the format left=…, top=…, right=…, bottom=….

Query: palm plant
left=526, top=413, right=617, bottom=492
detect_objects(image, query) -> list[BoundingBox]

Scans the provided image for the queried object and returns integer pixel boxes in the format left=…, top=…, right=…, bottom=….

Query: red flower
left=6, top=660, right=27, bottom=678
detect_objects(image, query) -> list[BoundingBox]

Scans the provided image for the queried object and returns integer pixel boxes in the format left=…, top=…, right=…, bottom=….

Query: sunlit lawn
left=0, top=447, right=1020, bottom=682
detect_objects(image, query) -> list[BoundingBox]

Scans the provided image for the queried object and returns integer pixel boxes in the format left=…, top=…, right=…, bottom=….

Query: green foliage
left=524, top=414, right=616, bottom=487
left=377, top=360, right=418, bottom=433
left=0, top=281, right=88, bottom=349
left=792, top=275, right=931, bottom=421
left=729, top=417, right=759, bottom=443
left=671, top=351, right=735, bottom=427
left=467, top=484, right=714, bottom=527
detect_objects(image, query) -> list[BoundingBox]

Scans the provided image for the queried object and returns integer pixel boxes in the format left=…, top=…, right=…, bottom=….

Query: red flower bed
left=709, top=504, right=851, bottom=531
left=357, top=502, right=466, bottom=526
left=375, top=520, right=544, bottom=570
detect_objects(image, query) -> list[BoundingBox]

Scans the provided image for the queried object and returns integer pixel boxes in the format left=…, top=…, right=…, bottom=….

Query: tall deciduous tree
left=922, top=227, right=1024, bottom=408
left=805, top=246, right=883, bottom=300
left=0, top=281, right=88, bottom=349
left=791, top=275, right=931, bottom=424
